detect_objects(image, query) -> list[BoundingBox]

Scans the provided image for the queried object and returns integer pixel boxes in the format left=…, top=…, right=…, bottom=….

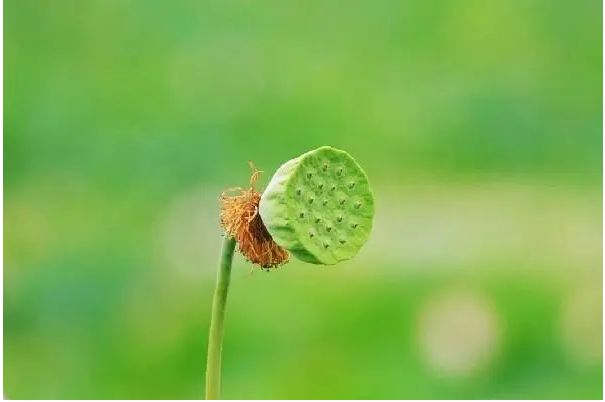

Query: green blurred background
left=4, top=0, right=603, bottom=399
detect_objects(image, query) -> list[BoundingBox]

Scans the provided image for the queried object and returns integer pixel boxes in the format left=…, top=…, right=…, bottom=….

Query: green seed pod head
left=259, top=146, right=375, bottom=265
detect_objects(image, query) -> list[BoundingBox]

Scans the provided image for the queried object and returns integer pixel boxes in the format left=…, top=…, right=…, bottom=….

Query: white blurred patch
left=417, top=289, right=500, bottom=378
left=559, top=282, right=603, bottom=366
left=357, top=181, right=601, bottom=272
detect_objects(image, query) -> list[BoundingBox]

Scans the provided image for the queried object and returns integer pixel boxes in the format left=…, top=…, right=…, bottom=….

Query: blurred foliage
left=4, top=0, right=603, bottom=399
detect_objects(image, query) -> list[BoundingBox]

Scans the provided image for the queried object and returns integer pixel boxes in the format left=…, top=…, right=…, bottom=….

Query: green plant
left=204, top=146, right=375, bottom=399
left=260, top=146, right=375, bottom=264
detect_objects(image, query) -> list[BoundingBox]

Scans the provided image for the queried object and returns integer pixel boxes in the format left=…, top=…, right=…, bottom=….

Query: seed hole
left=331, top=186, right=336, bottom=192
left=308, top=198, right=314, bottom=204
left=299, top=212, right=305, bottom=218
left=296, top=188, right=302, bottom=195
left=348, top=182, right=356, bottom=189
left=315, top=217, right=321, bottom=223
left=339, top=239, right=347, bottom=244
left=322, top=200, right=328, bottom=206
left=309, top=232, right=315, bottom=238
left=337, top=216, right=343, bottom=222
left=307, top=172, right=313, bottom=179
left=337, top=168, right=343, bottom=176
left=351, top=223, right=358, bottom=229
left=339, top=199, right=346, bottom=205
left=354, top=202, right=362, bottom=209
left=318, top=183, right=324, bottom=190
left=324, top=243, right=330, bottom=249
left=322, top=162, right=328, bottom=171
left=326, top=226, right=332, bottom=232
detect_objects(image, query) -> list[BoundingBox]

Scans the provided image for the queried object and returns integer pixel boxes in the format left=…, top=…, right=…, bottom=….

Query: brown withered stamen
left=219, top=161, right=290, bottom=269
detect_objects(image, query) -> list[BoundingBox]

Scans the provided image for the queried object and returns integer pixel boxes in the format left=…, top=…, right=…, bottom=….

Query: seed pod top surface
left=259, top=146, right=375, bottom=265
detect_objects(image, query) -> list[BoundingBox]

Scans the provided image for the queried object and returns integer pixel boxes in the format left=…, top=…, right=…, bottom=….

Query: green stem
left=205, top=236, right=236, bottom=400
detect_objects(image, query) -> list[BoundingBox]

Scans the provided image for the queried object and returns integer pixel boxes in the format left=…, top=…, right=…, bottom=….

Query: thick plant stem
left=205, top=236, right=236, bottom=400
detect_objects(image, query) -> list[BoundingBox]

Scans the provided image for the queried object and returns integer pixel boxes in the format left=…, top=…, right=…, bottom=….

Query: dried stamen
left=219, top=161, right=290, bottom=269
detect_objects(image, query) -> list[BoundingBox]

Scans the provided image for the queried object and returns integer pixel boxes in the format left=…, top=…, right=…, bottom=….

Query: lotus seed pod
left=259, top=146, right=375, bottom=265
